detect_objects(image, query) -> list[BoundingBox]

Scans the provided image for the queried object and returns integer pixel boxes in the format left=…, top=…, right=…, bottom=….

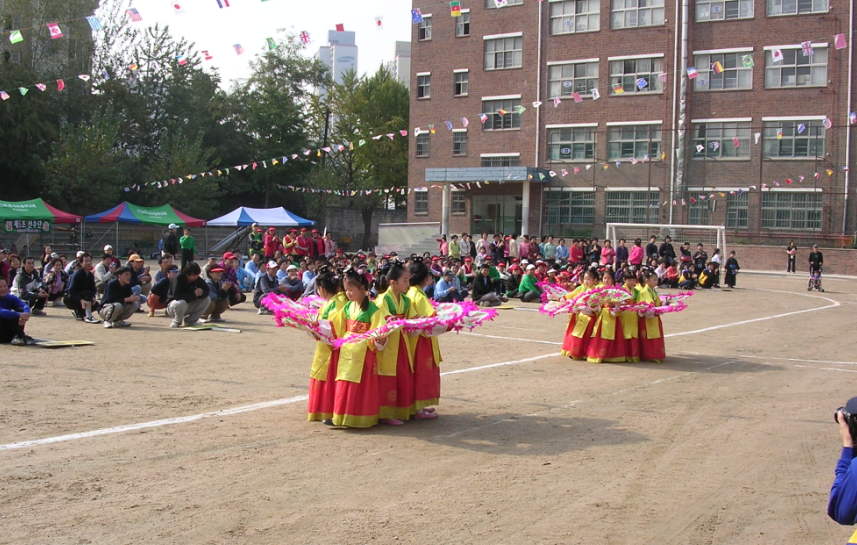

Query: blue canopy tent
left=206, top=206, right=315, bottom=227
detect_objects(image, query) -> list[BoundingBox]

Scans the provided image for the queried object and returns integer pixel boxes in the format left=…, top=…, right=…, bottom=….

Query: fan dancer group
left=306, top=259, right=444, bottom=429
left=561, top=268, right=666, bottom=364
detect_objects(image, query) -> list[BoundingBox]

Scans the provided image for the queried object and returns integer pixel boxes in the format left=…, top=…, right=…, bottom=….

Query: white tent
left=206, top=206, right=315, bottom=227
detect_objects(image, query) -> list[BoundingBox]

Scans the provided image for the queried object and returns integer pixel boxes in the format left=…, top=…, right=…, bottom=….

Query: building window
left=767, top=0, right=828, bottom=15
left=763, top=120, right=824, bottom=158
left=696, top=0, right=753, bottom=20
left=417, top=74, right=431, bottom=99
left=606, top=191, right=661, bottom=223
left=543, top=190, right=595, bottom=225
left=456, top=12, right=470, bottom=36
left=688, top=200, right=711, bottom=225
left=692, top=121, right=751, bottom=159
left=482, top=98, right=522, bottom=130
left=418, top=16, right=432, bottom=41
left=548, top=127, right=596, bottom=161
left=486, top=0, right=524, bottom=6
left=484, top=36, right=523, bottom=71
left=608, top=124, right=661, bottom=160
left=452, top=191, right=466, bottom=214
left=453, top=131, right=468, bottom=156
left=694, top=53, right=752, bottom=91
left=416, top=133, right=431, bottom=157
left=454, top=71, right=469, bottom=96
left=609, top=56, right=663, bottom=94
left=765, top=47, right=827, bottom=87
left=481, top=155, right=521, bottom=167
left=726, top=192, right=749, bottom=228
left=761, top=192, right=822, bottom=230
left=414, top=191, right=429, bottom=214
left=611, top=0, right=665, bottom=28
left=548, top=61, right=599, bottom=98
left=550, top=0, right=601, bottom=34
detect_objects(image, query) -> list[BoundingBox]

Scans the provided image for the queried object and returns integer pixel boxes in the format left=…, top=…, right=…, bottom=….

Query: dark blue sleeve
left=829, top=447, right=857, bottom=525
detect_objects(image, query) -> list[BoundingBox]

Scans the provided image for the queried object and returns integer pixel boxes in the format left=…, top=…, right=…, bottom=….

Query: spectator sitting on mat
left=147, top=264, right=179, bottom=317
left=168, top=262, right=210, bottom=328
left=64, top=253, right=100, bottom=323
left=0, top=278, right=34, bottom=345
left=14, top=256, right=49, bottom=316
left=201, top=266, right=231, bottom=323
left=99, top=267, right=140, bottom=328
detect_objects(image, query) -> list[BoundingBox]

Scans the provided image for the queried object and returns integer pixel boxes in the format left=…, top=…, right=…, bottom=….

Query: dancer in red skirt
left=307, top=267, right=347, bottom=423
left=374, top=262, right=416, bottom=425
left=637, top=270, right=666, bottom=363
left=406, top=258, right=441, bottom=420
left=331, top=269, right=390, bottom=428
left=586, top=270, right=626, bottom=363
left=561, top=268, right=598, bottom=360
left=619, top=270, right=641, bottom=363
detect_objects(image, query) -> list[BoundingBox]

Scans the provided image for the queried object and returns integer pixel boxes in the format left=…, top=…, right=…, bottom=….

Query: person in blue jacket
left=0, top=277, right=34, bottom=345
left=829, top=397, right=857, bottom=544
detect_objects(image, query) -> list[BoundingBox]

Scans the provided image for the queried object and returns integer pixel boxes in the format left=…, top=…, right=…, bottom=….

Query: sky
left=118, top=0, right=413, bottom=86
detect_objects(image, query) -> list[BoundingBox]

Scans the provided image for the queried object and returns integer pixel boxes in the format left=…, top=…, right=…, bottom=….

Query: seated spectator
left=244, top=253, right=262, bottom=278
left=664, top=262, right=679, bottom=289
left=147, top=264, right=179, bottom=316
left=698, top=262, right=718, bottom=289
left=94, top=254, right=118, bottom=296
left=0, top=248, right=9, bottom=284
left=219, top=253, right=247, bottom=308
left=254, top=261, right=286, bottom=314
left=471, top=264, right=505, bottom=307
left=504, top=265, right=522, bottom=298
left=42, top=257, right=68, bottom=306
left=99, top=267, right=140, bottom=328
left=64, top=253, right=101, bottom=323
left=201, top=266, right=231, bottom=323
left=102, top=245, right=120, bottom=268
left=168, top=262, right=210, bottom=328
left=152, top=254, right=176, bottom=283
left=434, top=269, right=464, bottom=303
left=64, top=250, right=86, bottom=276
left=678, top=263, right=697, bottom=290
left=518, top=264, right=542, bottom=303
left=280, top=264, right=304, bottom=301
left=127, top=254, right=153, bottom=302
left=7, top=253, right=20, bottom=287
left=13, top=256, right=49, bottom=316
left=0, top=278, right=34, bottom=345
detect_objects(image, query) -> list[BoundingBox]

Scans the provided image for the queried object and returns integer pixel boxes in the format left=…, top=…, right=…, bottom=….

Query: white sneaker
left=170, top=322, right=181, bottom=328
left=103, top=321, right=114, bottom=329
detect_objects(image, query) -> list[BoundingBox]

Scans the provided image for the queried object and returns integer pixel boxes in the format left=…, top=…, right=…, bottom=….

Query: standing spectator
left=679, top=242, right=693, bottom=266
left=646, top=235, right=659, bottom=261
left=201, top=266, right=231, bottom=323
left=615, top=239, right=629, bottom=266
left=324, top=232, right=336, bottom=257
left=94, top=254, right=118, bottom=295
left=167, top=262, right=210, bottom=328
left=448, top=235, right=461, bottom=259
left=692, top=244, right=708, bottom=277
left=13, top=257, right=49, bottom=315
left=309, top=229, right=325, bottom=259
left=99, top=267, right=139, bottom=328
left=658, top=236, right=676, bottom=265
left=787, top=240, right=797, bottom=273
left=600, top=240, right=616, bottom=266
left=264, top=227, right=279, bottom=259
left=295, top=228, right=311, bottom=258
left=809, top=244, right=824, bottom=273
left=543, top=235, right=557, bottom=263
left=248, top=223, right=264, bottom=258
left=555, top=238, right=569, bottom=265
left=528, top=237, right=541, bottom=261
left=518, top=235, right=530, bottom=261
left=475, top=233, right=489, bottom=256
left=629, top=238, right=644, bottom=267
left=179, top=227, right=196, bottom=271
left=724, top=251, right=740, bottom=288
left=518, top=264, right=542, bottom=302
left=162, top=224, right=180, bottom=257
left=459, top=233, right=472, bottom=258
left=280, top=264, right=304, bottom=301
left=0, top=278, right=33, bottom=345
left=148, top=265, right=178, bottom=316
left=588, top=238, right=602, bottom=265
left=570, top=239, right=584, bottom=266
left=64, top=253, right=100, bottom=323
left=437, top=234, right=448, bottom=257
left=507, top=234, right=518, bottom=263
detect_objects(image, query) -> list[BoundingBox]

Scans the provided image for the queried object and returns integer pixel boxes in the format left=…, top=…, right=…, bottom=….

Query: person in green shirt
left=518, top=264, right=542, bottom=303
left=543, top=235, right=557, bottom=263
left=449, top=235, right=461, bottom=260
left=180, top=227, right=196, bottom=271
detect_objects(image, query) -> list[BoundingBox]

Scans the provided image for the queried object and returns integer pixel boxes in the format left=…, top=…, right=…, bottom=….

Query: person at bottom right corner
left=0, top=278, right=34, bottom=345
left=829, top=398, right=857, bottom=544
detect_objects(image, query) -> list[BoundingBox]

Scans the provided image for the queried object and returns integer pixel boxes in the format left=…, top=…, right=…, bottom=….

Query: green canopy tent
left=0, top=198, right=83, bottom=253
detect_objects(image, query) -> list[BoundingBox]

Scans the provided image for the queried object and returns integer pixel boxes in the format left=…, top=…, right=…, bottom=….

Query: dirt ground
left=1, top=273, right=854, bottom=544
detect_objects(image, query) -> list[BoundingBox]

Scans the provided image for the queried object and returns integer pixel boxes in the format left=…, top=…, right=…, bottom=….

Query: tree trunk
left=361, top=206, right=374, bottom=251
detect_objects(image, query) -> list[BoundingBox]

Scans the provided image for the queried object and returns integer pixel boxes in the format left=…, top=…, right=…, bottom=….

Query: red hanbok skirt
left=378, top=338, right=415, bottom=421
left=586, top=318, right=626, bottom=364
left=624, top=336, right=641, bottom=363
left=412, top=336, right=440, bottom=413
left=332, top=351, right=380, bottom=428
left=561, top=314, right=595, bottom=360
left=638, top=318, right=666, bottom=363
left=307, top=350, right=339, bottom=421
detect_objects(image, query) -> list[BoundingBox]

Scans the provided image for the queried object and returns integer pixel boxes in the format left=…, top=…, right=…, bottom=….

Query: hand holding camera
left=836, top=403, right=857, bottom=448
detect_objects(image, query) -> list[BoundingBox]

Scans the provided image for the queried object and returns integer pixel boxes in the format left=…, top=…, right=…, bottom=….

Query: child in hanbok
left=560, top=268, right=598, bottom=360
left=637, top=271, right=666, bottom=363
left=406, top=259, right=442, bottom=420
left=332, top=270, right=389, bottom=428
left=307, top=268, right=347, bottom=423
left=374, top=263, right=417, bottom=425
left=619, top=271, right=641, bottom=362
left=586, top=270, right=626, bottom=363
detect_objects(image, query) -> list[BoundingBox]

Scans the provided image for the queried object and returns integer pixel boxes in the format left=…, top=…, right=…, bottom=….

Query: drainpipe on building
left=842, top=0, right=854, bottom=235
left=442, top=184, right=450, bottom=236
left=673, top=0, right=690, bottom=221
left=668, top=0, right=682, bottom=224
left=535, top=0, right=544, bottom=238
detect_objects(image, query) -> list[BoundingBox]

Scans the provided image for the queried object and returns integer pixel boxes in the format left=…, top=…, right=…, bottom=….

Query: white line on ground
left=687, top=353, right=857, bottom=366
left=0, top=352, right=557, bottom=452
left=792, top=365, right=857, bottom=374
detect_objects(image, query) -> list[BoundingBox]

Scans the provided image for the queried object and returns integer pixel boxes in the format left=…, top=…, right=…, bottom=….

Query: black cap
left=846, top=397, right=857, bottom=415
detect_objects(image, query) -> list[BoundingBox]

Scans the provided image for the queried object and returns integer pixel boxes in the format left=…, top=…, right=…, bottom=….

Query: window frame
left=414, top=190, right=429, bottom=215
left=767, top=0, right=828, bottom=16
left=692, top=120, right=752, bottom=160
left=418, top=16, right=432, bottom=41
left=696, top=0, right=754, bottom=21
left=611, top=0, right=665, bottom=29
left=480, top=155, right=521, bottom=167
left=542, top=189, right=596, bottom=225
left=485, top=0, right=524, bottom=7
left=726, top=192, right=749, bottom=229
left=481, top=98, right=522, bottom=131
left=484, top=35, right=523, bottom=71
left=454, top=70, right=469, bottom=97
left=549, top=0, right=601, bottom=35
left=693, top=51, right=753, bottom=91
left=547, top=125, right=598, bottom=162
left=415, top=133, right=431, bottom=157
left=451, top=190, right=467, bottom=214
left=452, top=130, right=468, bottom=157
left=416, top=74, right=431, bottom=99
left=761, top=191, right=822, bottom=230
left=455, top=11, right=471, bottom=37
left=607, top=123, right=662, bottom=160
left=764, top=46, right=827, bottom=88
left=608, top=56, right=664, bottom=95
left=548, top=60, right=600, bottom=98
left=605, top=190, right=661, bottom=224
left=762, top=119, right=824, bottom=159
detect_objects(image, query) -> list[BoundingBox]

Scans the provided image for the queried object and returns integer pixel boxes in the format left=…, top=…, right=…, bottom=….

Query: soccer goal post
left=605, top=223, right=727, bottom=258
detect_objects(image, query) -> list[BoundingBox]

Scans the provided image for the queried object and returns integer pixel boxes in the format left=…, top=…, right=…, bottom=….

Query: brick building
left=406, top=0, right=855, bottom=244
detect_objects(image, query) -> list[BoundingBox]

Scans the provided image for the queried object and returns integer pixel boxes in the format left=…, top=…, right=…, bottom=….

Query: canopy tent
left=0, top=198, right=82, bottom=224
left=206, top=206, right=314, bottom=227
left=84, top=202, right=206, bottom=227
